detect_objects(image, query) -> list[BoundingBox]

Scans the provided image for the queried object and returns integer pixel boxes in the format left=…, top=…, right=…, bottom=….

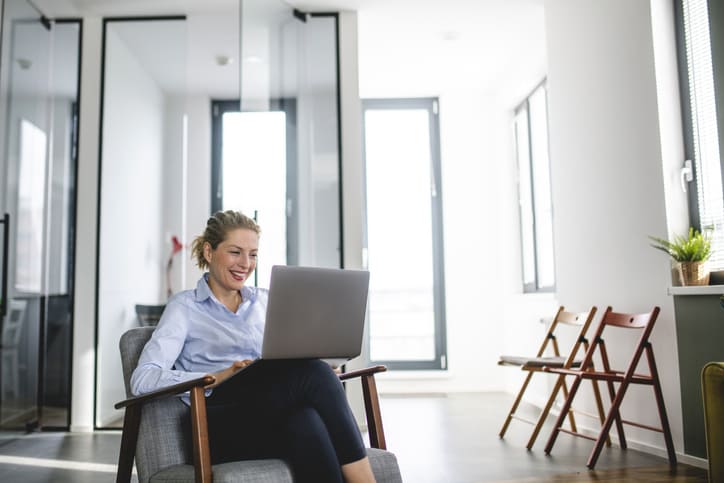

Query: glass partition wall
left=95, top=2, right=342, bottom=428
left=0, top=0, right=80, bottom=437
left=213, top=3, right=341, bottom=286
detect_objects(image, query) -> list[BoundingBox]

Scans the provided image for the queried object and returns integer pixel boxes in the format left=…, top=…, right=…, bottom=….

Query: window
left=678, top=0, right=724, bottom=270
left=362, top=98, right=447, bottom=370
left=515, top=81, right=555, bottom=293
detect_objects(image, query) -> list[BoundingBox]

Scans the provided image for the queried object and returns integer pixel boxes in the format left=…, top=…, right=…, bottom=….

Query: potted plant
left=649, top=227, right=712, bottom=286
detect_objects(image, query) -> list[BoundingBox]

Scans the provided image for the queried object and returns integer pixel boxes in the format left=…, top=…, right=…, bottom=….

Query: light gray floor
left=0, top=392, right=700, bottom=483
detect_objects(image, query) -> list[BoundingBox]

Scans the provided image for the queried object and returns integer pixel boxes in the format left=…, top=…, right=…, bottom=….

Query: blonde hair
left=191, top=210, right=260, bottom=270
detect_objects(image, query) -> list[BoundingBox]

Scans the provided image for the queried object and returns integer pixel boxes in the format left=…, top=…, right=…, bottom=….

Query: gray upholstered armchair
left=115, top=326, right=403, bottom=483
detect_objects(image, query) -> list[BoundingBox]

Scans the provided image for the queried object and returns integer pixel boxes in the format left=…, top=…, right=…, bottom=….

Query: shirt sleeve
left=129, top=298, right=208, bottom=396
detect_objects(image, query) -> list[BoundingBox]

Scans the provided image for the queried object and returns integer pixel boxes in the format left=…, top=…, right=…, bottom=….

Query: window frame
left=515, top=79, right=556, bottom=294
left=675, top=0, right=724, bottom=270
left=362, top=97, right=448, bottom=371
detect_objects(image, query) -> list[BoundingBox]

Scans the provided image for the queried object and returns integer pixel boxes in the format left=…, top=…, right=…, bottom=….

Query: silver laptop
left=260, top=265, right=370, bottom=360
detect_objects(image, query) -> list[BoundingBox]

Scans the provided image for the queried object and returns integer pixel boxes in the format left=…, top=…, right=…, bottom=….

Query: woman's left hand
left=206, top=360, right=254, bottom=388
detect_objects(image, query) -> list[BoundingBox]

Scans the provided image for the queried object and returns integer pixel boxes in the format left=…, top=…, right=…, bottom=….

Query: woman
left=131, top=210, right=376, bottom=483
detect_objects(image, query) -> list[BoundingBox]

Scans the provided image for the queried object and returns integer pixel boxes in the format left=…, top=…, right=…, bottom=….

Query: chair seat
left=150, top=448, right=402, bottom=483
left=151, top=459, right=292, bottom=483
left=498, top=355, right=582, bottom=368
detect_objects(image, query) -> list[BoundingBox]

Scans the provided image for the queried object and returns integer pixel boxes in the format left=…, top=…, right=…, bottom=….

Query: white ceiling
left=30, top=0, right=546, bottom=106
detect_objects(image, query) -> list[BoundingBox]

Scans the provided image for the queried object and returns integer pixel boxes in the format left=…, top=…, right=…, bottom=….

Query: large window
left=678, top=0, right=724, bottom=270
left=362, top=98, right=447, bottom=370
left=515, top=81, right=555, bottom=293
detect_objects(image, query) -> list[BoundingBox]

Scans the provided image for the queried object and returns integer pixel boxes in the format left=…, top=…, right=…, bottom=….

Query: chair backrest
left=538, top=306, right=598, bottom=366
left=119, top=327, right=191, bottom=483
left=134, top=304, right=166, bottom=327
left=577, top=306, right=660, bottom=376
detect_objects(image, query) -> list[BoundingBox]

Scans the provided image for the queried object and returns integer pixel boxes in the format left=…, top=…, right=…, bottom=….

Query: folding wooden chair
left=543, top=306, right=677, bottom=469
left=498, top=306, right=605, bottom=449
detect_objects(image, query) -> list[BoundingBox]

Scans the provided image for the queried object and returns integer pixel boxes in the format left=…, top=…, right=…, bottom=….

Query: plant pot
left=676, top=261, right=710, bottom=286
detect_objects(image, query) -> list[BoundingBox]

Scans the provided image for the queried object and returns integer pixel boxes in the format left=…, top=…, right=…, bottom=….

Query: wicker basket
left=677, top=261, right=710, bottom=286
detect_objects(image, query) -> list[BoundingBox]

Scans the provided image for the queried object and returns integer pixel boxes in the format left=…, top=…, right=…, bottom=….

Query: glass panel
left=41, top=20, right=80, bottom=428
left=96, top=18, right=187, bottom=428
left=15, top=119, right=47, bottom=293
left=515, top=107, right=535, bottom=287
left=222, top=111, right=287, bottom=282
left=0, top=0, right=51, bottom=433
left=364, top=108, right=436, bottom=361
left=529, top=86, right=555, bottom=288
left=682, top=0, right=724, bottom=269
left=227, top=4, right=340, bottom=285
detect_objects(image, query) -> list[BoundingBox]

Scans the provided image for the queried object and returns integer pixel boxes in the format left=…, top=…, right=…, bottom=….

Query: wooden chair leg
left=587, top=380, right=633, bottom=469
left=586, top=377, right=609, bottom=447
left=361, top=374, right=387, bottom=450
left=116, top=405, right=141, bottom=483
left=190, top=387, right=212, bottom=483
left=646, top=345, right=677, bottom=466
left=600, top=378, right=625, bottom=449
left=527, top=375, right=564, bottom=450
left=559, top=375, right=578, bottom=433
left=500, top=371, right=535, bottom=438
left=544, top=376, right=583, bottom=455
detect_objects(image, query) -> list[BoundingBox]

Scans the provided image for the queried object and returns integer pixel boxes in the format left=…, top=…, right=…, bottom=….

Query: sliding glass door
left=0, top=0, right=80, bottom=435
left=212, top=8, right=342, bottom=283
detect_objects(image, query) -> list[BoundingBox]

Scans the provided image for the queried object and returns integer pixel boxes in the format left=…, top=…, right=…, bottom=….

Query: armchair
left=115, top=327, right=402, bottom=483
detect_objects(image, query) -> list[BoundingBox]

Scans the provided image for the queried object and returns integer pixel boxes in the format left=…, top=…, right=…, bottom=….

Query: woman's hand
left=206, top=360, right=254, bottom=388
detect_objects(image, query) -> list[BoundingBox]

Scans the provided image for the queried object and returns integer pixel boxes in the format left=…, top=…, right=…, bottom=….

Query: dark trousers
left=201, top=359, right=366, bottom=482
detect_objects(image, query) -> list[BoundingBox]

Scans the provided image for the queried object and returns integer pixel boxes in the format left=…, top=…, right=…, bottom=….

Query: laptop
left=260, top=265, right=370, bottom=360
left=218, top=265, right=370, bottom=385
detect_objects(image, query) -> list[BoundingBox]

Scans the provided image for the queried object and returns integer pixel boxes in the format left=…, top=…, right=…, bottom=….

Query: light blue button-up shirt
left=130, top=274, right=268, bottom=398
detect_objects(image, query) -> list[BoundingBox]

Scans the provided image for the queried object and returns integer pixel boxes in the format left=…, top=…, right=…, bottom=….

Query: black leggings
left=200, top=359, right=366, bottom=482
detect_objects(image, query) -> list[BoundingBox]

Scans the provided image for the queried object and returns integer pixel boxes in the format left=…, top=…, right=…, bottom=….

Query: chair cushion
left=149, top=448, right=402, bottom=483
left=150, top=459, right=293, bottom=483
left=367, top=447, right=403, bottom=483
left=498, top=355, right=581, bottom=368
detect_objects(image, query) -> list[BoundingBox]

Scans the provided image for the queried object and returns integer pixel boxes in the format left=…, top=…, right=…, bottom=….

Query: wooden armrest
left=338, top=365, right=387, bottom=381
left=337, top=365, right=388, bottom=450
left=114, top=375, right=215, bottom=410
left=115, top=382, right=213, bottom=483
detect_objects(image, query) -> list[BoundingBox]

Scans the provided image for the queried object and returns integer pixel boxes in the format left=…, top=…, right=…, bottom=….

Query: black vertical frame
left=94, top=15, right=186, bottom=430
left=40, top=18, right=82, bottom=431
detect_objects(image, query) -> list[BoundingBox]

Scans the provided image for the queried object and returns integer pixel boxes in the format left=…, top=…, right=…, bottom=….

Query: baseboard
left=621, top=439, right=708, bottom=469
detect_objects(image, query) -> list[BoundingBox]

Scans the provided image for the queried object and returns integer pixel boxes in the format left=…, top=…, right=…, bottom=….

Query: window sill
left=668, top=285, right=724, bottom=296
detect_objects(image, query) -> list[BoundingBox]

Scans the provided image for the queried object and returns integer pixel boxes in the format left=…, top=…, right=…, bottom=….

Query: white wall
left=376, top=87, right=539, bottom=393
left=96, top=27, right=165, bottom=426
left=543, top=0, right=683, bottom=457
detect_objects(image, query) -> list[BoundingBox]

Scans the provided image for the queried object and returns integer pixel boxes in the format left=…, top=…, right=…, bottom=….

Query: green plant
left=649, top=227, right=712, bottom=262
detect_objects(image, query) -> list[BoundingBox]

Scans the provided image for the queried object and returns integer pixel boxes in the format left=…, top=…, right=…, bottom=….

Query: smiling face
left=204, top=227, right=259, bottom=299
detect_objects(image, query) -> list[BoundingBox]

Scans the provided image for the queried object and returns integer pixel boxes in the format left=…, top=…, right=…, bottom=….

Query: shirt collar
left=195, top=273, right=256, bottom=304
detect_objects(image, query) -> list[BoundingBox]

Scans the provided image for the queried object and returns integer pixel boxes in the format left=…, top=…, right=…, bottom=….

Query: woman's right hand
left=206, top=360, right=253, bottom=388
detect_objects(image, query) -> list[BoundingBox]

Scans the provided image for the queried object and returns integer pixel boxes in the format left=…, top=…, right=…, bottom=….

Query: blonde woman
left=131, top=210, right=375, bottom=482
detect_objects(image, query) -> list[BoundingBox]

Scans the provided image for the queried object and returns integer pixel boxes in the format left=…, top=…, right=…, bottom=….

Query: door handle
left=1, top=213, right=8, bottom=317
